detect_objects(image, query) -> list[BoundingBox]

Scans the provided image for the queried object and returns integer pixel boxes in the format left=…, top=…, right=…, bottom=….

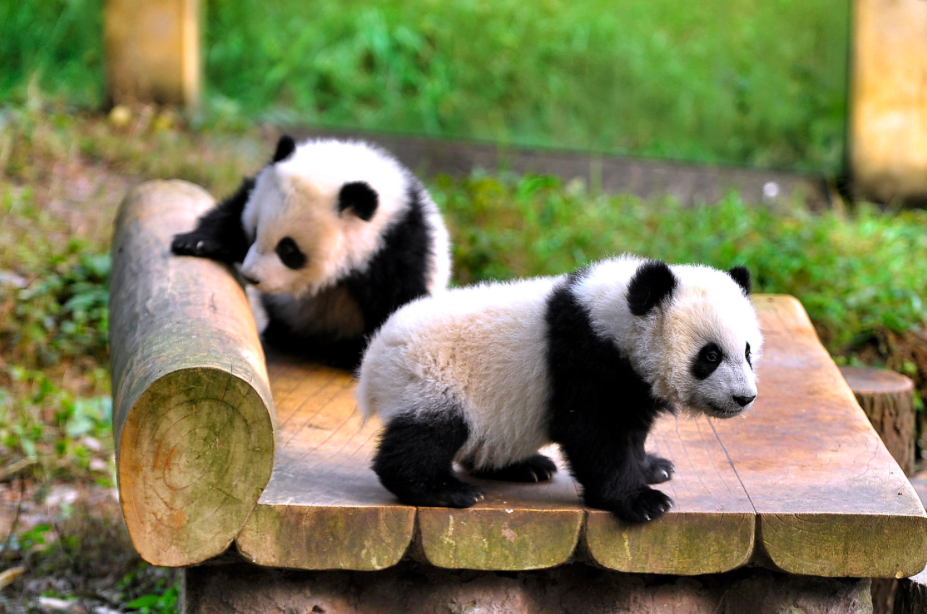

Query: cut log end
left=119, top=367, right=274, bottom=566
left=110, top=180, right=275, bottom=567
left=840, top=366, right=916, bottom=476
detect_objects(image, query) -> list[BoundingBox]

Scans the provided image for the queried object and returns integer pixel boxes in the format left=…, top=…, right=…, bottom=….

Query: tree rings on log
left=110, top=181, right=275, bottom=566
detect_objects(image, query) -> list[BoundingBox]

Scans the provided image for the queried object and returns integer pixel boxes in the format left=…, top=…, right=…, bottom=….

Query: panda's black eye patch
left=275, top=237, right=307, bottom=270
left=691, top=342, right=724, bottom=380
left=745, top=342, right=752, bottom=368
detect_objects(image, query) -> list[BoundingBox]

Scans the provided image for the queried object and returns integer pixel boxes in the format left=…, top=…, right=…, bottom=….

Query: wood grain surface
left=110, top=181, right=275, bottom=567
left=230, top=296, right=927, bottom=577
left=235, top=352, right=416, bottom=571
left=712, top=296, right=927, bottom=578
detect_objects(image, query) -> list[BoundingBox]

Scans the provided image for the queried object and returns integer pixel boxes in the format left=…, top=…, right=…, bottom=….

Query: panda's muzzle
left=242, top=274, right=260, bottom=286
left=733, top=394, right=756, bottom=407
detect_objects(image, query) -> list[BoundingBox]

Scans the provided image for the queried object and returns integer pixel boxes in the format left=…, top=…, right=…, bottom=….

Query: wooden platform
left=234, top=295, right=927, bottom=578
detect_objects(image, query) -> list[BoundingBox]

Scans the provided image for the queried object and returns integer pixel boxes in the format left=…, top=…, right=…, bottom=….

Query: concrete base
left=183, top=562, right=872, bottom=614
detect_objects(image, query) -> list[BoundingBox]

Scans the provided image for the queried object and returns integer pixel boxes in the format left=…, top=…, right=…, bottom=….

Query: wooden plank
left=849, top=0, right=927, bottom=204
left=110, top=181, right=275, bottom=567
left=585, top=415, right=754, bottom=575
left=711, top=295, right=927, bottom=578
left=416, top=447, right=583, bottom=571
left=104, top=0, right=201, bottom=106
left=235, top=362, right=415, bottom=571
left=233, top=294, right=926, bottom=576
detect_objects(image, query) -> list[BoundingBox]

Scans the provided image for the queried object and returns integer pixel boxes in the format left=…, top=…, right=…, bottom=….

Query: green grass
left=0, top=0, right=104, bottom=108
left=2, top=0, right=850, bottom=171
left=438, top=173, right=927, bottom=357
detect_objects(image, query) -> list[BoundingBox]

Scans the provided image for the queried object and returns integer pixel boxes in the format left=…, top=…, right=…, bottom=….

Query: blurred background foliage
left=1, top=0, right=849, bottom=171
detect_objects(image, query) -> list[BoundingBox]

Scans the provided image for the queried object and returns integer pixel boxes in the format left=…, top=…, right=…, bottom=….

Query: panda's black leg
left=630, top=430, right=674, bottom=485
left=558, top=429, right=672, bottom=523
left=171, top=177, right=254, bottom=264
left=641, top=454, right=674, bottom=485
left=373, top=411, right=484, bottom=508
left=466, top=453, right=558, bottom=483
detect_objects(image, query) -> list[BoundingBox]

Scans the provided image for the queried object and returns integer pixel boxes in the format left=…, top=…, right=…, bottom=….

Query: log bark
left=894, top=568, right=927, bottom=614
left=110, top=180, right=275, bottom=566
left=840, top=366, right=916, bottom=476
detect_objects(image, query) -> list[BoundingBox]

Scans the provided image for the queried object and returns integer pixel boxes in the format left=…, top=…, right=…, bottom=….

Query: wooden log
left=894, top=567, right=927, bottom=614
left=840, top=366, right=916, bottom=476
left=110, top=180, right=275, bottom=566
left=849, top=0, right=927, bottom=204
left=104, top=0, right=201, bottom=106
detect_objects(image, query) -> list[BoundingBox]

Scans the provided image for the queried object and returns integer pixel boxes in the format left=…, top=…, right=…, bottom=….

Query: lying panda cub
left=172, top=136, right=451, bottom=369
left=358, top=256, right=762, bottom=523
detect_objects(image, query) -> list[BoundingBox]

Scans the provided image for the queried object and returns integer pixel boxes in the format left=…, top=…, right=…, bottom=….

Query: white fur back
left=358, top=276, right=561, bottom=468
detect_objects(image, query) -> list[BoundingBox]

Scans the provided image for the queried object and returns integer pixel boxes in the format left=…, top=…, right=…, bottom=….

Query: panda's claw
left=601, top=487, right=673, bottom=524
left=642, top=454, right=675, bottom=485
left=439, top=483, right=484, bottom=508
left=171, top=231, right=221, bottom=258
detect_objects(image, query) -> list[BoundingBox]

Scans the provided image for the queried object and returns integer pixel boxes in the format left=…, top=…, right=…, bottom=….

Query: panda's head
left=239, top=136, right=407, bottom=296
left=626, top=260, right=763, bottom=419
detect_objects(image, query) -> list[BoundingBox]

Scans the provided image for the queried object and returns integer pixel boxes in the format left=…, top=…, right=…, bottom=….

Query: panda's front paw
left=603, top=487, right=673, bottom=523
left=642, top=454, right=674, bottom=484
left=171, top=231, right=223, bottom=259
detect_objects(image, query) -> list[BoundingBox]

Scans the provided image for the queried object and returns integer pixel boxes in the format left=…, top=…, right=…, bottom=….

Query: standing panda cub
left=171, top=136, right=451, bottom=369
left=358, top=256, right=762, bottom=523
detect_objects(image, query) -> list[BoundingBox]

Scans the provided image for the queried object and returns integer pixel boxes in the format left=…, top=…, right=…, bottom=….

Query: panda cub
left=172, top=136, right=451, bottom=369
left=358, top=256, right=762, bottom=523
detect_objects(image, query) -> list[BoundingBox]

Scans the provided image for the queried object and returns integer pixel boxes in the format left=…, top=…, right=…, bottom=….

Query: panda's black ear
left=338, top=182, right=379, bottom=221
left=727, top=266, right=751, bottom=296
left=627, top=260, right=677, bottom=316
left=272, top=135, right=296, bottom=163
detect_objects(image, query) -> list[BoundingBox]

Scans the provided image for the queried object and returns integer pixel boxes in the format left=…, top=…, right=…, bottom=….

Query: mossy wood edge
left=110, top=180, right=275, bottom=567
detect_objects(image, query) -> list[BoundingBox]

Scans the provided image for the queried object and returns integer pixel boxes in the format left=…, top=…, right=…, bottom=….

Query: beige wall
left=850, top=0, right=927, bottom=204
left=104, top=0, right=200, bottom=107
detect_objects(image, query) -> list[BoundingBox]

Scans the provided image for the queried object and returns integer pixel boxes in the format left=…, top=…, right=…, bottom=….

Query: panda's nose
left=733, top=394, right=756, bottom=407
left=242, top=274, right=260, bottom=286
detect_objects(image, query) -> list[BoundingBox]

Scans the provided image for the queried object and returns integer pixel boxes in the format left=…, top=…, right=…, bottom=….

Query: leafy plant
left=0, top=368, right=112, bottom=482
left=2, top=252, right=110, bottom=366
left=437, top=172, right=927, bottom=354
left=125, top=584, right=179, bottom=614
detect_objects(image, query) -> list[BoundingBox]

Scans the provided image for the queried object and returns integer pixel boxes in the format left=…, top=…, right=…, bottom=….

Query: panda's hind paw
left=600, top=487, right=673, bottom=524
left=431, top=481, right=485, bottom=508
left=642, top=454, right=674, bottom=484
left=469, top=453, right=558, bottom=483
